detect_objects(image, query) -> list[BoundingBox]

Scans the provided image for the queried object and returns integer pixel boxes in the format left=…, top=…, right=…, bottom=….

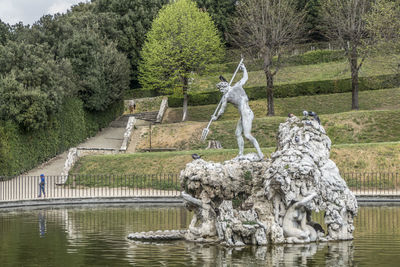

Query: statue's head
left=216, top=75, right=229, bottom=93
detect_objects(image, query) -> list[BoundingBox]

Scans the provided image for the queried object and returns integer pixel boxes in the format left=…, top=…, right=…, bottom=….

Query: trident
left=200, top=58, right=244, bottom=141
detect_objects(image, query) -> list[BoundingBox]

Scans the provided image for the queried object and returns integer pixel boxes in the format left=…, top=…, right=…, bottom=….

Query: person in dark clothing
left=38, top=174, right=46, bottom=197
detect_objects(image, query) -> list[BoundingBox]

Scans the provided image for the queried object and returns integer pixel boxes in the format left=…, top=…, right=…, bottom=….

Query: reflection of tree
left=1, top=206, right=399, bottom=266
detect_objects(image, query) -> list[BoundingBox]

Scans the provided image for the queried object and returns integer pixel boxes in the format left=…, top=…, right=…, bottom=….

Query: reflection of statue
left=212, top=63, right=264, bottom=160
left=283, top=193, right=319, bottom=243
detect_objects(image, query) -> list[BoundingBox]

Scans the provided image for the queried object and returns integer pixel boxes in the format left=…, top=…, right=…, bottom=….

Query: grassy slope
left=140, top=109, right=400, bottom=151
left=123, top=96, right=164, bottom=114
left=164, top=87, right=400, bottom=123
left=192, top=56, right=396, bottom=92
left=71, top=142, right=400, bottom=175
left=72, top=54, right=400, bottom=176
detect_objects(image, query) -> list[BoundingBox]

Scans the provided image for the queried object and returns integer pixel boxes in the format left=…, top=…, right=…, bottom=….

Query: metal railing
left=0, top=174, right=180, bottom=202
left=341, top=172, right=400, bottom=196
left=0, top=172, right=399, bottom=202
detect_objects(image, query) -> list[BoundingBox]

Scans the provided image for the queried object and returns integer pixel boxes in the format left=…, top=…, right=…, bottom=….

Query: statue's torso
left=226, top=84, right=249, bottom=112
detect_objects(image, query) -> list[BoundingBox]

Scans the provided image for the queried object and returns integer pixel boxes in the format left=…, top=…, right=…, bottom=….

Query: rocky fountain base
left=128, top=116, right=358, bottom=245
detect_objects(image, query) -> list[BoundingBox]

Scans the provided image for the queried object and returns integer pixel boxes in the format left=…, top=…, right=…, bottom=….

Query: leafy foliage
left=365, top=0, right=400, bottom=73
left=60, top=28, right=130, bottom=111
left=139, top=0, right=224, bottom=92
left=0, top=19, right=11, bottom=45
left=139, top=0, right=224, bottom=120
left=93, top=0, right=168, bottom=87
left=0, top=97, right=123, bottom=176
left=194, top=0, right=237, bottom=42
left=0, top=41, right=73, bottom=130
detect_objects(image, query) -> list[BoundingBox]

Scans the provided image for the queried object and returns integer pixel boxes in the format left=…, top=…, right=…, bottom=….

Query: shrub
left=168, top=74, right=400, bottom=107
left=221, top=49, right=346, bottom=73
left=0, top=97, right=123, bottom=176
left=124, top=88, right=160, bottom=99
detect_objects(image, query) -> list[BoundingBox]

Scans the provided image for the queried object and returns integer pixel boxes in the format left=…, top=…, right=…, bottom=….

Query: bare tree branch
left=229, top=0, right=305, bottom=116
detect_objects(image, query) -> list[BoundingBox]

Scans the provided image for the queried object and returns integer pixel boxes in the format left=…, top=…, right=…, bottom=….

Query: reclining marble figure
left=212, top=63, right=264, bottom=160
left=283, top=192, right=320, bottom=243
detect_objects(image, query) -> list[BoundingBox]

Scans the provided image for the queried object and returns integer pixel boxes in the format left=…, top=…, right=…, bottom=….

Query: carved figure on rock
left=283, top=193, right=318, bottom=243
left=181, top=191, right=217, bottom=242
left=129, top=114, right=358, bottom=246
left=212, top=63, right=264, bottom=160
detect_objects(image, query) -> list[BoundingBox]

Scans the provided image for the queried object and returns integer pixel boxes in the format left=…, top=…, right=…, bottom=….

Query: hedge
left=168, top=74, right=400, bottom=107
left=0, top=97, right=123, bottom=176
left=222, top=49, right=346, bottom=73
left=124, top=88, right=160, bottom=99
left=125, top=49, right=347, bottom=100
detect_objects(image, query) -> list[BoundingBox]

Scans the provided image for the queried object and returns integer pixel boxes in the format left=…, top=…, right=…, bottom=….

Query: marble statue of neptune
left=212, top=63, right=264, bottom=160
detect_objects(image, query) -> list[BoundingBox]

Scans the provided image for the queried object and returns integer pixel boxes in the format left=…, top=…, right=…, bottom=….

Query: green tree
left=139, top=0, right=224, bottom=121
left=0, top=19, right=11, bottom=45
left=194, top=0, right=237, bottom=42
left=365, top=0, right=400, bottom=74
left=295, top=0, right=324, bottom=41
left=25, top=10, right=131, bottom=112
left=93, top=0, right=168, bottom=87
left=60, top=28, right=130, bottom=111
left=0, top=41, right=73, bottom=130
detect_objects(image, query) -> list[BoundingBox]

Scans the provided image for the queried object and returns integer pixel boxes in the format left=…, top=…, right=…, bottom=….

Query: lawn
left=191, top=55, right=397, bottom=92
left=163, top=87, right=400, bottom=123
left=71, top=142, right=400, bottom=175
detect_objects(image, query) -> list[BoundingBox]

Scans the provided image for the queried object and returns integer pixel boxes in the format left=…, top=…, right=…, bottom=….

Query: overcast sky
left=0, top=0, right=88, bottom=25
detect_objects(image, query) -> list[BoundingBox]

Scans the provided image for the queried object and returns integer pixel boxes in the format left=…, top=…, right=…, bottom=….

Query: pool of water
left=0, top=205, right=399, bottom=266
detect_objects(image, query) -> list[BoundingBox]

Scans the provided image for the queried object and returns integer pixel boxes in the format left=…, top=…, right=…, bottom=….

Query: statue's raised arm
left=235, top=63, right=248, bottom=87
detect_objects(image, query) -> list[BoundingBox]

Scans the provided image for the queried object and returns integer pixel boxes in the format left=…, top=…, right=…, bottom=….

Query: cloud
left=47, top=0, right=82, bottom=15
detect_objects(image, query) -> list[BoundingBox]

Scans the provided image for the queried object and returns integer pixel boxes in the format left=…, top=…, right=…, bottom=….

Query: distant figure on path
left=129, top=99, right=136, bottom=113
left=38, top=174, right=46, bottom=197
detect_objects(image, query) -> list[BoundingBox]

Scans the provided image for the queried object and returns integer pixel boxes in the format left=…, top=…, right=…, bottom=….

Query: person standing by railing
left=38, top=174, right=46, bottom=198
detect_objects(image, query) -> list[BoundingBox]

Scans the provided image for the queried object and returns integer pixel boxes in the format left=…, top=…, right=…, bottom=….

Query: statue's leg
left=242, top=114, right=264, bottom=159
left=235, top=119, right=244, bottom=156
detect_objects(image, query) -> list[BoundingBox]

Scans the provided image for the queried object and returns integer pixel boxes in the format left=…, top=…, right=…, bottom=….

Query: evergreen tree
left=59, top=27, right=130, bottom=111
left=93, top=0, right=168, bottom=87
left=0, top=41, right=73, bottom=130
left=0, top=19, right=11, bottom=45
left=194, top=0, right=237, bottom=43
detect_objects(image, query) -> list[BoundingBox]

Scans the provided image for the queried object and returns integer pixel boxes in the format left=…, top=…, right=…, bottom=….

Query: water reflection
left=38, top=211, right=46, bottom=237
left=125, top=240, right=355, bottom=266
left=0, top=205, right=399, bottom=266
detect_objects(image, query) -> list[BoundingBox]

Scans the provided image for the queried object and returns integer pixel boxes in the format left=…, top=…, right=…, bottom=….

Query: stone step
left=131, top=111, right=159, bottom=122
left=109, top=116, right=129, bottom=127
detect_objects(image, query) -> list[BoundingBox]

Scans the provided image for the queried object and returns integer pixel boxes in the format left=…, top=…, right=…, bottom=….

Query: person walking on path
left=38, top=174, right=46, bottom=197
left=129, top=99, right=136, bottom=113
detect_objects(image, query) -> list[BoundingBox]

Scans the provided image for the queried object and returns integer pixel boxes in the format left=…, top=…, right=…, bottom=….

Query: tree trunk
left=263, top=50, right=275, bottom=116
left=265, top=70, right=275, bottom=116
left=182, top=77, right=189, bottom=121
left=350, top=48, right=359, bottom=110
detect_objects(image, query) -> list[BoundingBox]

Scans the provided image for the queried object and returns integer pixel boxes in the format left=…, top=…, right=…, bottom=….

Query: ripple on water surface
left=0, top=205, right=400, bottom=266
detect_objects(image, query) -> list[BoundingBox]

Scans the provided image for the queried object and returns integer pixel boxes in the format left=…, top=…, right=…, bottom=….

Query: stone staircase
left=131, top=111, right=159, bottom=122
left=109, top=115, right=129, bottom=128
